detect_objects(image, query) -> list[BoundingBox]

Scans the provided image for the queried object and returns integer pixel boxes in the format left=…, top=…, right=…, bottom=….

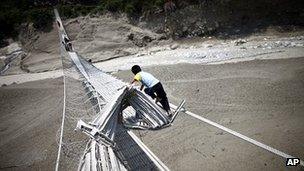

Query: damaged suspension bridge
left=54, top=8, right=303, bottom=171
left=54, top=9, right=180, bottom=171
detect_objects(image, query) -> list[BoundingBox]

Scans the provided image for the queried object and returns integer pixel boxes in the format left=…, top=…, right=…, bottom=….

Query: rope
left=55, top=71, right=67, bottom=171
left=170, top=103, right=304, bottom=167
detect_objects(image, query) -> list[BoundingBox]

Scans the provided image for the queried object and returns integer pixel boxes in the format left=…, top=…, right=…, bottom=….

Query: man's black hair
left=131, top=65, right=141, bottom=74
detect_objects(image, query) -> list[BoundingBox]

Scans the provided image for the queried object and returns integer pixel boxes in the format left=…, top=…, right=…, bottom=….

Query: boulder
left=170, top=44, right=179, bottom=50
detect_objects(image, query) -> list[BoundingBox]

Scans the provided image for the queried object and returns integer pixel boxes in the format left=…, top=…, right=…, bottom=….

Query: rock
left=114, top=49, right=132, bottom=57
left=1, top=84, right=7, bottom=87
left=297, top=43, right=304, bottom=47
left=204, top=44, right=213, bottom=48
left=148, top=51, right=155, bottom=55
left=189, top=52, right=206, bottom=59
left=0, top=56, right=5, bottom=68
left=170, top=44, right=179, bottom=50
left=0, top=42, right=22, bottom=56
left=283, top=42, right=291, bottom=47
left=290, top=42, right=296, bottom=47
left=235, top=39, right=247, bottom=46
left=136, top=53, right=145, bottom=57
left=142, top=36, right=153, bottom=43
left=157, top=35, right=167, bottom=41
left=7, top=43, right=22, bottom=54
left=266, top=46, right=272, bottom=49
left=127, top=32, right=156, bottom=47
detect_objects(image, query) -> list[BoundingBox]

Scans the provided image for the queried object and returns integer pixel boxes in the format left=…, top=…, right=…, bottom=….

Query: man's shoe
left=155, top=97, right=162, bottom=103
left=167, top=111, right=173, bottom=118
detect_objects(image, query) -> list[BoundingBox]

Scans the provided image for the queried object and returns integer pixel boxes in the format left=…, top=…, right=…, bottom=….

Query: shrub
left=103, top=0, right=124, bottom=12
left=28, top=8, right=53, bottom=30
left=125, top=3, right=136, bottom=15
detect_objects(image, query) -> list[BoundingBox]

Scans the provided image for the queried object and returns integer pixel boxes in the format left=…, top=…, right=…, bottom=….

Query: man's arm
left=130, top=79, right=144, bottom=91
left=131, top=79, right=137, bottom=85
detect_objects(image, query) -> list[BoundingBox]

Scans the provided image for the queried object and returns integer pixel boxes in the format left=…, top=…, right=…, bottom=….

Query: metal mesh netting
left=57, top=44, right=92, bottom=170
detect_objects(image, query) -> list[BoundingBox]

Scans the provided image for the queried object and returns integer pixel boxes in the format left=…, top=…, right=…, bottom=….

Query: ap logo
left=286, top=158, right=300, bottom=166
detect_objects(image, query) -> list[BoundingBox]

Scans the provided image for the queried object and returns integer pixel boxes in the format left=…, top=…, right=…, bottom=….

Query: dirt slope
left=20, top=24, right=62, bottom=73
left=0, top=78, right=63, bottom=170
left=64, top=14, right=167, bottom=62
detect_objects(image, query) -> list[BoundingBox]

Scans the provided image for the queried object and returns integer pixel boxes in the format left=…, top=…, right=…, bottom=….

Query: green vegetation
left=101, top=0, right=164, bottom=15
left=0, top=0, right=167, bottom=47
left=57, top=0, right=166, bottom=18
left=57, top=5, right=97, bottom=18
left=28, top=8, right=53, bottom=31
left=0, top=0, right=54, bottom=47
left=0, top=0, right=303, bottom=47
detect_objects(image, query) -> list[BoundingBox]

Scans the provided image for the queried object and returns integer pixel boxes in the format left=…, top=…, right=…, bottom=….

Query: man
left=130, top=65, right=172, bottom=117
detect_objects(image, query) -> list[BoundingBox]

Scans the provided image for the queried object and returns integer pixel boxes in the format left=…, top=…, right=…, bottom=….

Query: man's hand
left=129, top=79, right=144, bottom=90
left=127, top=84, right=133, bottom=90
left=128, top=79, right=136, bottom=90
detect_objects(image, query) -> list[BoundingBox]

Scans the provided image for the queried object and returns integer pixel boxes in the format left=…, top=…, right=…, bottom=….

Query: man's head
left=131, top=65, right=141, bottom=75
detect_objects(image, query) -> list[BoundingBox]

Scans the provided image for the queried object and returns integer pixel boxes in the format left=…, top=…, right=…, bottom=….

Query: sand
left=0, top=57, right=303, bottom=171
left=115, top=57, right=304, bottom=171
left=0, top=70, right=63, bottom=86
left=0, top=78, right=63, bottom=170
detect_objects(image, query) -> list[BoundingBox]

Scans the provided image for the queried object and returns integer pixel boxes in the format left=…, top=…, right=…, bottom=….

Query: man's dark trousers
left=144, top=82, right=170, bottom=112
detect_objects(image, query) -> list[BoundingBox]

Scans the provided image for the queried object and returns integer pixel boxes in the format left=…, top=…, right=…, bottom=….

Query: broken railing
left=73, top=53, right=171, bottom=171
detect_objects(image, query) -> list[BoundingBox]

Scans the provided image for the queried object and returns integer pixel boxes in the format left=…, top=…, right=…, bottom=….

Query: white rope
left=170, top=103, right=304, bottom=167
left=55, top=71, right=67, bottom=171
left=127, top=131, right=170, bottom=171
